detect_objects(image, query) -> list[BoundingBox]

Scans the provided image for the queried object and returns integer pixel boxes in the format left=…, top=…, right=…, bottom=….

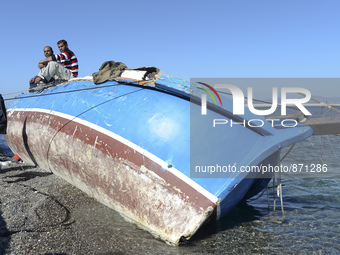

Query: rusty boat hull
left=5, top=75, right=313, bottom=244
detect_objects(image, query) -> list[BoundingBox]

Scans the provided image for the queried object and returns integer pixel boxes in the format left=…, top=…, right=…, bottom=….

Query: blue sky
left=1, top=0, right=339, bottom=98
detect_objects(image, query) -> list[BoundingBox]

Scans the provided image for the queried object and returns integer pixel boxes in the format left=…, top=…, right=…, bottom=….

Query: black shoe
left=29, top=83, right=38, bottom=88
left=29, top=83, right=39, bottom=92
left=29, top=83, right=56, bottom=92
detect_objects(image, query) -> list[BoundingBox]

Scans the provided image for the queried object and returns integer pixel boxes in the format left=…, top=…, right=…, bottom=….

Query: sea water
left=247, top=134, right=340, bottom=254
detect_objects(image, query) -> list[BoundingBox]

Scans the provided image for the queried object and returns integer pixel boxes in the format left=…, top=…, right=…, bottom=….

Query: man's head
left=57, top=39, right=69, bottom=53
left=43, top=46, right=54, bottom=57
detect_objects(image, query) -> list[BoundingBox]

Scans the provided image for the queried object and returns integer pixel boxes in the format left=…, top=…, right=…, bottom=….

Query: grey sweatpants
left=38, top=61, right=73, bottom=82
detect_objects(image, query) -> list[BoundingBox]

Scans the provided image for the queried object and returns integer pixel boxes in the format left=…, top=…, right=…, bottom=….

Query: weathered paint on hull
left=4, top=76, right=314, bottom=244
left=6, top=109, right=217, bottom=244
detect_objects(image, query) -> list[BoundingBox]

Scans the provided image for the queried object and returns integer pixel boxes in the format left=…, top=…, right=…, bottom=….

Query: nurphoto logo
left=199, top=83, right=312, bottom=116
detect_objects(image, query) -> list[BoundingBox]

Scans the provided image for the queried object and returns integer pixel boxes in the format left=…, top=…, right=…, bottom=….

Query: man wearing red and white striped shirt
left=30, top=39, right=78, bottom=87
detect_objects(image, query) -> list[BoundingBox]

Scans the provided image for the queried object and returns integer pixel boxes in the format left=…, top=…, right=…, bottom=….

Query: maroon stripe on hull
left=6, top=110, right=217, bottom=244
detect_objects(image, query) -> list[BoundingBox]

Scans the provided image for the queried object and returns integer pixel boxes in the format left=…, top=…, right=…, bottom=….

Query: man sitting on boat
left=29, top=45, right=54, bottom=85
left=29, top=40, right=78, bottom=91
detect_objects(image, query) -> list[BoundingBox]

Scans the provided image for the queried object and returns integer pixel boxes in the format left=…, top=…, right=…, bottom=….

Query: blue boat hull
left=5, top=76, right=313, bottom=244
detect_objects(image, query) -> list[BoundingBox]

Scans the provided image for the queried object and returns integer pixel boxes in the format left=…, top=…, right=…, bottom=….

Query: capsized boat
left=4, top=71, right=315, bottom=244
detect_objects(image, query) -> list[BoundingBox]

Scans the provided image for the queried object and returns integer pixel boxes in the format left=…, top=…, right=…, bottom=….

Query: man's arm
left=39, top=56, right=53, bottom=64
left=38, top=56, right=53, bottom=67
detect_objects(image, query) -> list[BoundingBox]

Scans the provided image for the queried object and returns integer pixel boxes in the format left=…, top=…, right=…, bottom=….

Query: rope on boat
left=326, top=135, right=338, bottom=158
left=260, top=145, right=298, bottom=223
left=247, top=178, right=285, bottom=223
left=308, top=137, right=326, bottom=165
left=1, top=83, right=123, bottom=102
left=270, top=174, right=285, bottom=223
left=277, top=171, right=285, bottom=221
left=280, top=143, right=295, bottom=162
left=263, top=142, right=297, bottom=223
left=2, top=90, right=30, bottom=96
left=320, top=136, right=326, bottom=161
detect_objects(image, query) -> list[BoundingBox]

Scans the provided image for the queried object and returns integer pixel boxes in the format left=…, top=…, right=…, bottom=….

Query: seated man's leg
left=38, top=62, right=73, bottom=83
